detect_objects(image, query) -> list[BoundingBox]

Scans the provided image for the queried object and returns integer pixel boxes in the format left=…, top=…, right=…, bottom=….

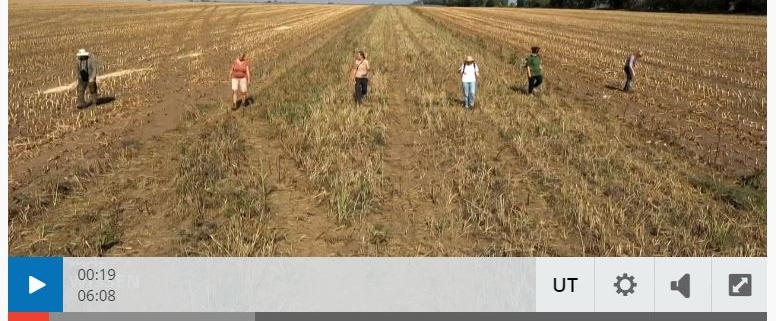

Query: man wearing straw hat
left=75, top=48, right=99, bottom=109
left=459, top=56, right=479, bottom=110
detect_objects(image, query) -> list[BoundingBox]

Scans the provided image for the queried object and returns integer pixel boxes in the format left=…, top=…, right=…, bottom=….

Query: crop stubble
left=8, top=3, right=765, bottom=257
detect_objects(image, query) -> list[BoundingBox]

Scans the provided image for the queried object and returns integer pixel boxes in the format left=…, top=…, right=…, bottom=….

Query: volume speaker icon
left=670, top=274, right=691, bottom=298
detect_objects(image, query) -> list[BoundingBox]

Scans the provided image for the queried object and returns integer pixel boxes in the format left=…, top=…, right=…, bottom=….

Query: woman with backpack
left=459, top=56, right=480, bottom=110
left=352, top=50, right=370, bottom=105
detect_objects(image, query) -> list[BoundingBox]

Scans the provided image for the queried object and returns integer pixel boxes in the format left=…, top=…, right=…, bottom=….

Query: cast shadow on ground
left=447, top=96, right=466, bottom=106
left=233, top=96, right=255, bottom=110
left=605, top=84, right=625, bottom=92
left=79, top=96, right=116, bottom=110
left=509, top=85, right=529, bottom=94
left=96, top=96, right=116, bottom=105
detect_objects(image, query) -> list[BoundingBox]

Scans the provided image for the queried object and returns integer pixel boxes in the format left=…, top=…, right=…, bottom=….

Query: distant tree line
left=411, top=0, right=509, bottom=6
left=411, top=0, right=765, bottom=14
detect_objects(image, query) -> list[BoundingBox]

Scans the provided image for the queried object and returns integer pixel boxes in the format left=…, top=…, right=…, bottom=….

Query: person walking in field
left=623, top=50, right=642, bottom=93
left=524, top=46, right=543, bottom=95
left=229, top=53, right=251, bottom=110
left=352, top=50, right=370, bottom=105
left=459, top=56, right=479, bottom=109
left=75, top=49, right=99, bottom=109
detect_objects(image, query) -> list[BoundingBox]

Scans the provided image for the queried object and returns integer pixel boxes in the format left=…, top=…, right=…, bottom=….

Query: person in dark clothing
left=75, top=49, right=99, bottom=109
left=524, top=46, right=543, bottom=95
left=352, top=50, right=370, bottom=105
left=623, top=50, right=643, bottom=93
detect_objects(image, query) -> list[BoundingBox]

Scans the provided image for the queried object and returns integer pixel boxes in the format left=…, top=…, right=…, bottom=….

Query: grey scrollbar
left=254, top=313, right=767, bottom=321
left=49, top=312, right=767, bottom=321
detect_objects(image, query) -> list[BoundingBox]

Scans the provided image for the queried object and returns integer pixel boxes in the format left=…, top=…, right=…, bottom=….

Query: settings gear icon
left=613, top=273, right=637, bottom=296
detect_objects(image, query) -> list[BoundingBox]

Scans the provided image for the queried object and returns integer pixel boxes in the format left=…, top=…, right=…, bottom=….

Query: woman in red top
left=229, top=53, right=251, bottom=110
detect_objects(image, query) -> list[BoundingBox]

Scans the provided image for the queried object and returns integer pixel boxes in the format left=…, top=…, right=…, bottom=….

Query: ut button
left=9, top=257, right=64, bottom=312
left=553, top=277, right=579, bottom=292
left=536, top=258, right=594, bottom=312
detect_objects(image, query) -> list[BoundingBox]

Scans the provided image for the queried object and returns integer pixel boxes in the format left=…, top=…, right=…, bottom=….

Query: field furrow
left=8, top=2, right=766, bottom=257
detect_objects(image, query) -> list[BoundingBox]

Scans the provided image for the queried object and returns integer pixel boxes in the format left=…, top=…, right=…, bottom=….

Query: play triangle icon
left=29, top=276, right=46, bottom=294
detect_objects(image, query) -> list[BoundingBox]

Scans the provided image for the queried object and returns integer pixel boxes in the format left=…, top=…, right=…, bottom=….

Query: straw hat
left=465, top=56, right=475, bottom=62
left=76, top=49, right=90, bottom=57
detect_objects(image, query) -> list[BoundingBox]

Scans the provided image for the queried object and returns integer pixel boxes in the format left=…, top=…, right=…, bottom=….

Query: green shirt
left=525, top=54, right=542, bottom=76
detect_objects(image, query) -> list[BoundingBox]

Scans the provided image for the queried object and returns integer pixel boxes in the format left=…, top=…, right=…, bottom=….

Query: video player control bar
left=7, top=257, right=766, bottom=313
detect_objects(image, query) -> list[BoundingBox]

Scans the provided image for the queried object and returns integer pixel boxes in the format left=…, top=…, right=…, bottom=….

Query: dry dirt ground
left=8, top=2, right=766, bottom=257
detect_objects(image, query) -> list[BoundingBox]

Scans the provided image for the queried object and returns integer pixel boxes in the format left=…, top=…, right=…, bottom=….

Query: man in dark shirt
left=76, top=48, right=98, bottom=109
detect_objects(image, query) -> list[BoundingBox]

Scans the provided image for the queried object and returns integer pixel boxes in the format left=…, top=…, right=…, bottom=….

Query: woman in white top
left=459, top=56, right=480, bottom=109
left=352, top=50, right=370, bottom=105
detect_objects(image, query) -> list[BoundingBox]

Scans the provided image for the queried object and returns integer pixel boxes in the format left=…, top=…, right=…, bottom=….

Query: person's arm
left=365, top=60, right=370, bottom=72
left=524, top=59, right=531, bottom=78
left=229, top=62, right=233, bottom=80
left=89, top=59, right=98, bottom=83
left=475, top=66, right=480, bottom=79
left=246, top=64, right=251, bottom=84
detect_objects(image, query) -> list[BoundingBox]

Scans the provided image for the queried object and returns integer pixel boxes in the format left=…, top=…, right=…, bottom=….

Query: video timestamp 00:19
left=73, top=268, right=118, bottom=303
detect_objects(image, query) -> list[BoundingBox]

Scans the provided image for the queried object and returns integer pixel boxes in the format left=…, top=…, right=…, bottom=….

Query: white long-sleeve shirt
left=460, top=63, right=479, bottom=82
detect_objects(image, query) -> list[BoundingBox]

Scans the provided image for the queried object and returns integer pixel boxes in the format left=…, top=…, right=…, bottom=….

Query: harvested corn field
left=8, top=2, right=766, bottom=257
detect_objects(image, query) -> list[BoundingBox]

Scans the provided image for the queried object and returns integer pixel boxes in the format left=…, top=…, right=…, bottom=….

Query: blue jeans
left=462, top=81, right=476, bottom=109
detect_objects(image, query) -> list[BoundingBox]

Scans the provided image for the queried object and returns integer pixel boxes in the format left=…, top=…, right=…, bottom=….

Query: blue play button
left=8, top=257, right=63, bottom=312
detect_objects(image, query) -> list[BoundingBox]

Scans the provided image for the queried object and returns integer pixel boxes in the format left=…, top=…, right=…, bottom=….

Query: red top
left=231, top=59, right=249, bottom=79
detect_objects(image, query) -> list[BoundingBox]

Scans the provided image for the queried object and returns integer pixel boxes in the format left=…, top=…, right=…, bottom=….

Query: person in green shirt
left=524, top=46, right=543, bottom=95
